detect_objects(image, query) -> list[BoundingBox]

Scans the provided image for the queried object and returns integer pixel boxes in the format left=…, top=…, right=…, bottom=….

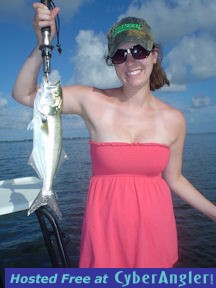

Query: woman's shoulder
left=157, top=97, right=184, bottom=118
left=155, top=97, right=186, bottom=130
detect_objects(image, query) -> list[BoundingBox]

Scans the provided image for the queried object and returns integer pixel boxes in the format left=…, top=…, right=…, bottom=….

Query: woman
left=12, top=2, right=216, bottom=268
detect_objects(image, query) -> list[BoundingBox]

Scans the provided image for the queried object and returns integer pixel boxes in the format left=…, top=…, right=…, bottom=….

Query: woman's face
left=114, top=42, right=158, bottom=90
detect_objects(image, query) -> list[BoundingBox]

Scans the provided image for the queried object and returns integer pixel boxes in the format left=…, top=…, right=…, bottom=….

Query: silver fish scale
left=28, top=77, right=64, bottom=218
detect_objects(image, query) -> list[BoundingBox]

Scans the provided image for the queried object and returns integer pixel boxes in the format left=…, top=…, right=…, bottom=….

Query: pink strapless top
left=90, top=141, right=170, bottom=177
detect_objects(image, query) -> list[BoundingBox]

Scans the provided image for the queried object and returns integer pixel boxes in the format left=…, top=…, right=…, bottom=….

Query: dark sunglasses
left=111, top=44, right=152, bottom=65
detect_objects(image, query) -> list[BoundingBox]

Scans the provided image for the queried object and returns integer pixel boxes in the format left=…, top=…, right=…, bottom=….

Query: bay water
left=0, top=134, right=216, bottom=269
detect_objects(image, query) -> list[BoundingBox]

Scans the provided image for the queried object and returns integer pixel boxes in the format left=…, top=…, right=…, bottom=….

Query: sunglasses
left=111, top=44, right=152, bottom=65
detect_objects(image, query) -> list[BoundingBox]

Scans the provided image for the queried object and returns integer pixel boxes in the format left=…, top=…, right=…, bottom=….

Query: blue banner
left=5, top=268, right=215, bottom=288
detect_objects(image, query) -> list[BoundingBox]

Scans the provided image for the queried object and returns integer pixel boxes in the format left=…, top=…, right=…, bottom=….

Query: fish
left=27, top=75, right=65, bottom=218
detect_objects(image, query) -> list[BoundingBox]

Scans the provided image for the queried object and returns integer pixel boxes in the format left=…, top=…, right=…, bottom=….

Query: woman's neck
left=118, top=84, right=153, bottom=108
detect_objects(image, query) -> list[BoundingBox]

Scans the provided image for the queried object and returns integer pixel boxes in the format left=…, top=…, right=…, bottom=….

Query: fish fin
left=27, top=119, right=34, bottom=131
left=53, top=149, right=68, bottom=177
left=27, top=116, right=48, bottom=132
left=28, top=190, right=62, bottom=219
left=58, top=149, right=68, bottom=167
left=28, top=153, right=43, bottom=179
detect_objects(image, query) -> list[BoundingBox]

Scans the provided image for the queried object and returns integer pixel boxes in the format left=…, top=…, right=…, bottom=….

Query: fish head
left=37, top=77, right=63, bottom=116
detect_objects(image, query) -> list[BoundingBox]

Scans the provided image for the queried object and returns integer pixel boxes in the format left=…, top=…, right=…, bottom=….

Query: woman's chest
left=87, top=106, right=175, bottom=145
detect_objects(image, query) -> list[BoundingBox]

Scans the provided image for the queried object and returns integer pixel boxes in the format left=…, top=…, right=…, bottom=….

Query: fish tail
left=28, top=190, right=62, bottom=219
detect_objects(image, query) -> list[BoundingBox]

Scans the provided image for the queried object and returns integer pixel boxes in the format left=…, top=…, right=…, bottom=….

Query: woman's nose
left=125, top=53, right=136, bottom=64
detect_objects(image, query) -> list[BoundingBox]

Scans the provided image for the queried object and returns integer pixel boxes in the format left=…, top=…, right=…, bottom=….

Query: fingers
left=51, top=7, right=60, bottom=18
left=32, top=2, right=60, bottom=42
left=32, top=3, right=60, bottom=29
left=33, top=3, right=53, bottom=30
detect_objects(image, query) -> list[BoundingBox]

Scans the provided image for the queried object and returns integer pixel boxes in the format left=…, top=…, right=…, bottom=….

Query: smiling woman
left=11, top=2, right=216, bottom=268
left=105, top=17, right=169, bottom=91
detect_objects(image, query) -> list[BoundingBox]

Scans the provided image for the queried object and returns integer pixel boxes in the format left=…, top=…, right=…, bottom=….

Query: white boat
left=0, top=176, right=41, bottom=216
left=0, top=176, right=74, bottom=268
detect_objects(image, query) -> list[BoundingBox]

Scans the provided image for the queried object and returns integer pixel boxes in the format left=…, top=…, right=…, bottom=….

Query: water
left=0, top=135, right=216, bottom=270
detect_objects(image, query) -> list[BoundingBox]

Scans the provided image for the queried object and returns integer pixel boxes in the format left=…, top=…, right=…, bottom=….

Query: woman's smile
left=126, top=69, right=142, bottom=77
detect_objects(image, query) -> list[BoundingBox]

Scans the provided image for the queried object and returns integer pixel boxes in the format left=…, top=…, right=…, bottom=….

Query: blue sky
left=0, top=0, right=216, bottom=140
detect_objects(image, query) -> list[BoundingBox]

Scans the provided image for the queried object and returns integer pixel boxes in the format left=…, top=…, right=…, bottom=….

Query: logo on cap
left=113, top=23, right=141, bottom=37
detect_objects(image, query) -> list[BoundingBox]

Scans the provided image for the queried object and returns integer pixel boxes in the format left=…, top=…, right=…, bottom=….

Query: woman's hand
left=32, top=2, right=60, bottom=45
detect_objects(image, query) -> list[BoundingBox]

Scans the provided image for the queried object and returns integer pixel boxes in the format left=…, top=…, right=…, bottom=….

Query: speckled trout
left=28, top=76, right=65, bottom=218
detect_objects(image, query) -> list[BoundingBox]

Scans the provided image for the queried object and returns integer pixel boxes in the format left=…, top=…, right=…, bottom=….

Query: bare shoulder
left=157, top=98, right=186, bottom=129
left=167, top=105, right=186, bottom=129
left=154, top=97, right=186, bottom=146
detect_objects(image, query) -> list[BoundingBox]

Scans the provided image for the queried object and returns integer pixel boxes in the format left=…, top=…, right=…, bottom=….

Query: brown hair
left=105, top=43, right=170, bottom=91
left=150, top=44, right=170, bottom=91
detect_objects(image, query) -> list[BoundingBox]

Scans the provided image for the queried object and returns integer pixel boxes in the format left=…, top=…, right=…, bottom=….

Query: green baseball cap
left=107, top=17, right=154, bottom=57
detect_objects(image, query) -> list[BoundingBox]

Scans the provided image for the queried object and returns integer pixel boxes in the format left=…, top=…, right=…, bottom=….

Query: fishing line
left=50, top=0, right=62, bottom=54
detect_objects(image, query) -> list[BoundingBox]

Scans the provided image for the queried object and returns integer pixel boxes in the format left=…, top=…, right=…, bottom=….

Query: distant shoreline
left=0, top=137, right=90, bottom=143
left=0, top=133, right=216, bottom=143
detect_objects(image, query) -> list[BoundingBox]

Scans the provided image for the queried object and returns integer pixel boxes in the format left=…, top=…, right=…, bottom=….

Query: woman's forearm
left=170, top=175, right=216, bottom=222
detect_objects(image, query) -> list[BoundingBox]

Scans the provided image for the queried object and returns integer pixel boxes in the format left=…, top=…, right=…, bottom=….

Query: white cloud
left=55, top=0, right=90, bottom=22
left=191, top=95, right=211, bottom=109
left=49, top=69, right=61, bottom=82
left=0, top=95, right=8, bottom=129
left=0, top=0, right=90, bottom=23
left=69, top=30, right=121, bottom=88
left=0, top=105, right=32, bottom=130
left=3, top=0, right=215, bottom=89
left=0, top=91, right=31, bottom=131
left=117, top=0, right=216, bottom=87
left=165, top=35, right=216, bottom=84
left=184, top=95, right=216, bottom=128
left=65, top=0, right=216, bottom=89
left=0, top=95, right=7, bottom=109
left=119, top=0, right=216, bottom=44
left=186, top=105, right=216, bottom=126
left=161, top=83, right=187, bottom=93
left=69, top=28, right=216, bottom=89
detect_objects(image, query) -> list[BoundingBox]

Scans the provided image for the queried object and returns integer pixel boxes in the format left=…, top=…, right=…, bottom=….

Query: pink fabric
left=79, top=142, right=178, bottom=268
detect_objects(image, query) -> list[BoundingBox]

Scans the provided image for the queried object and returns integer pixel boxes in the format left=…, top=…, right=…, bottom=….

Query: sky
left=0, top=0, right=216, bottom=141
